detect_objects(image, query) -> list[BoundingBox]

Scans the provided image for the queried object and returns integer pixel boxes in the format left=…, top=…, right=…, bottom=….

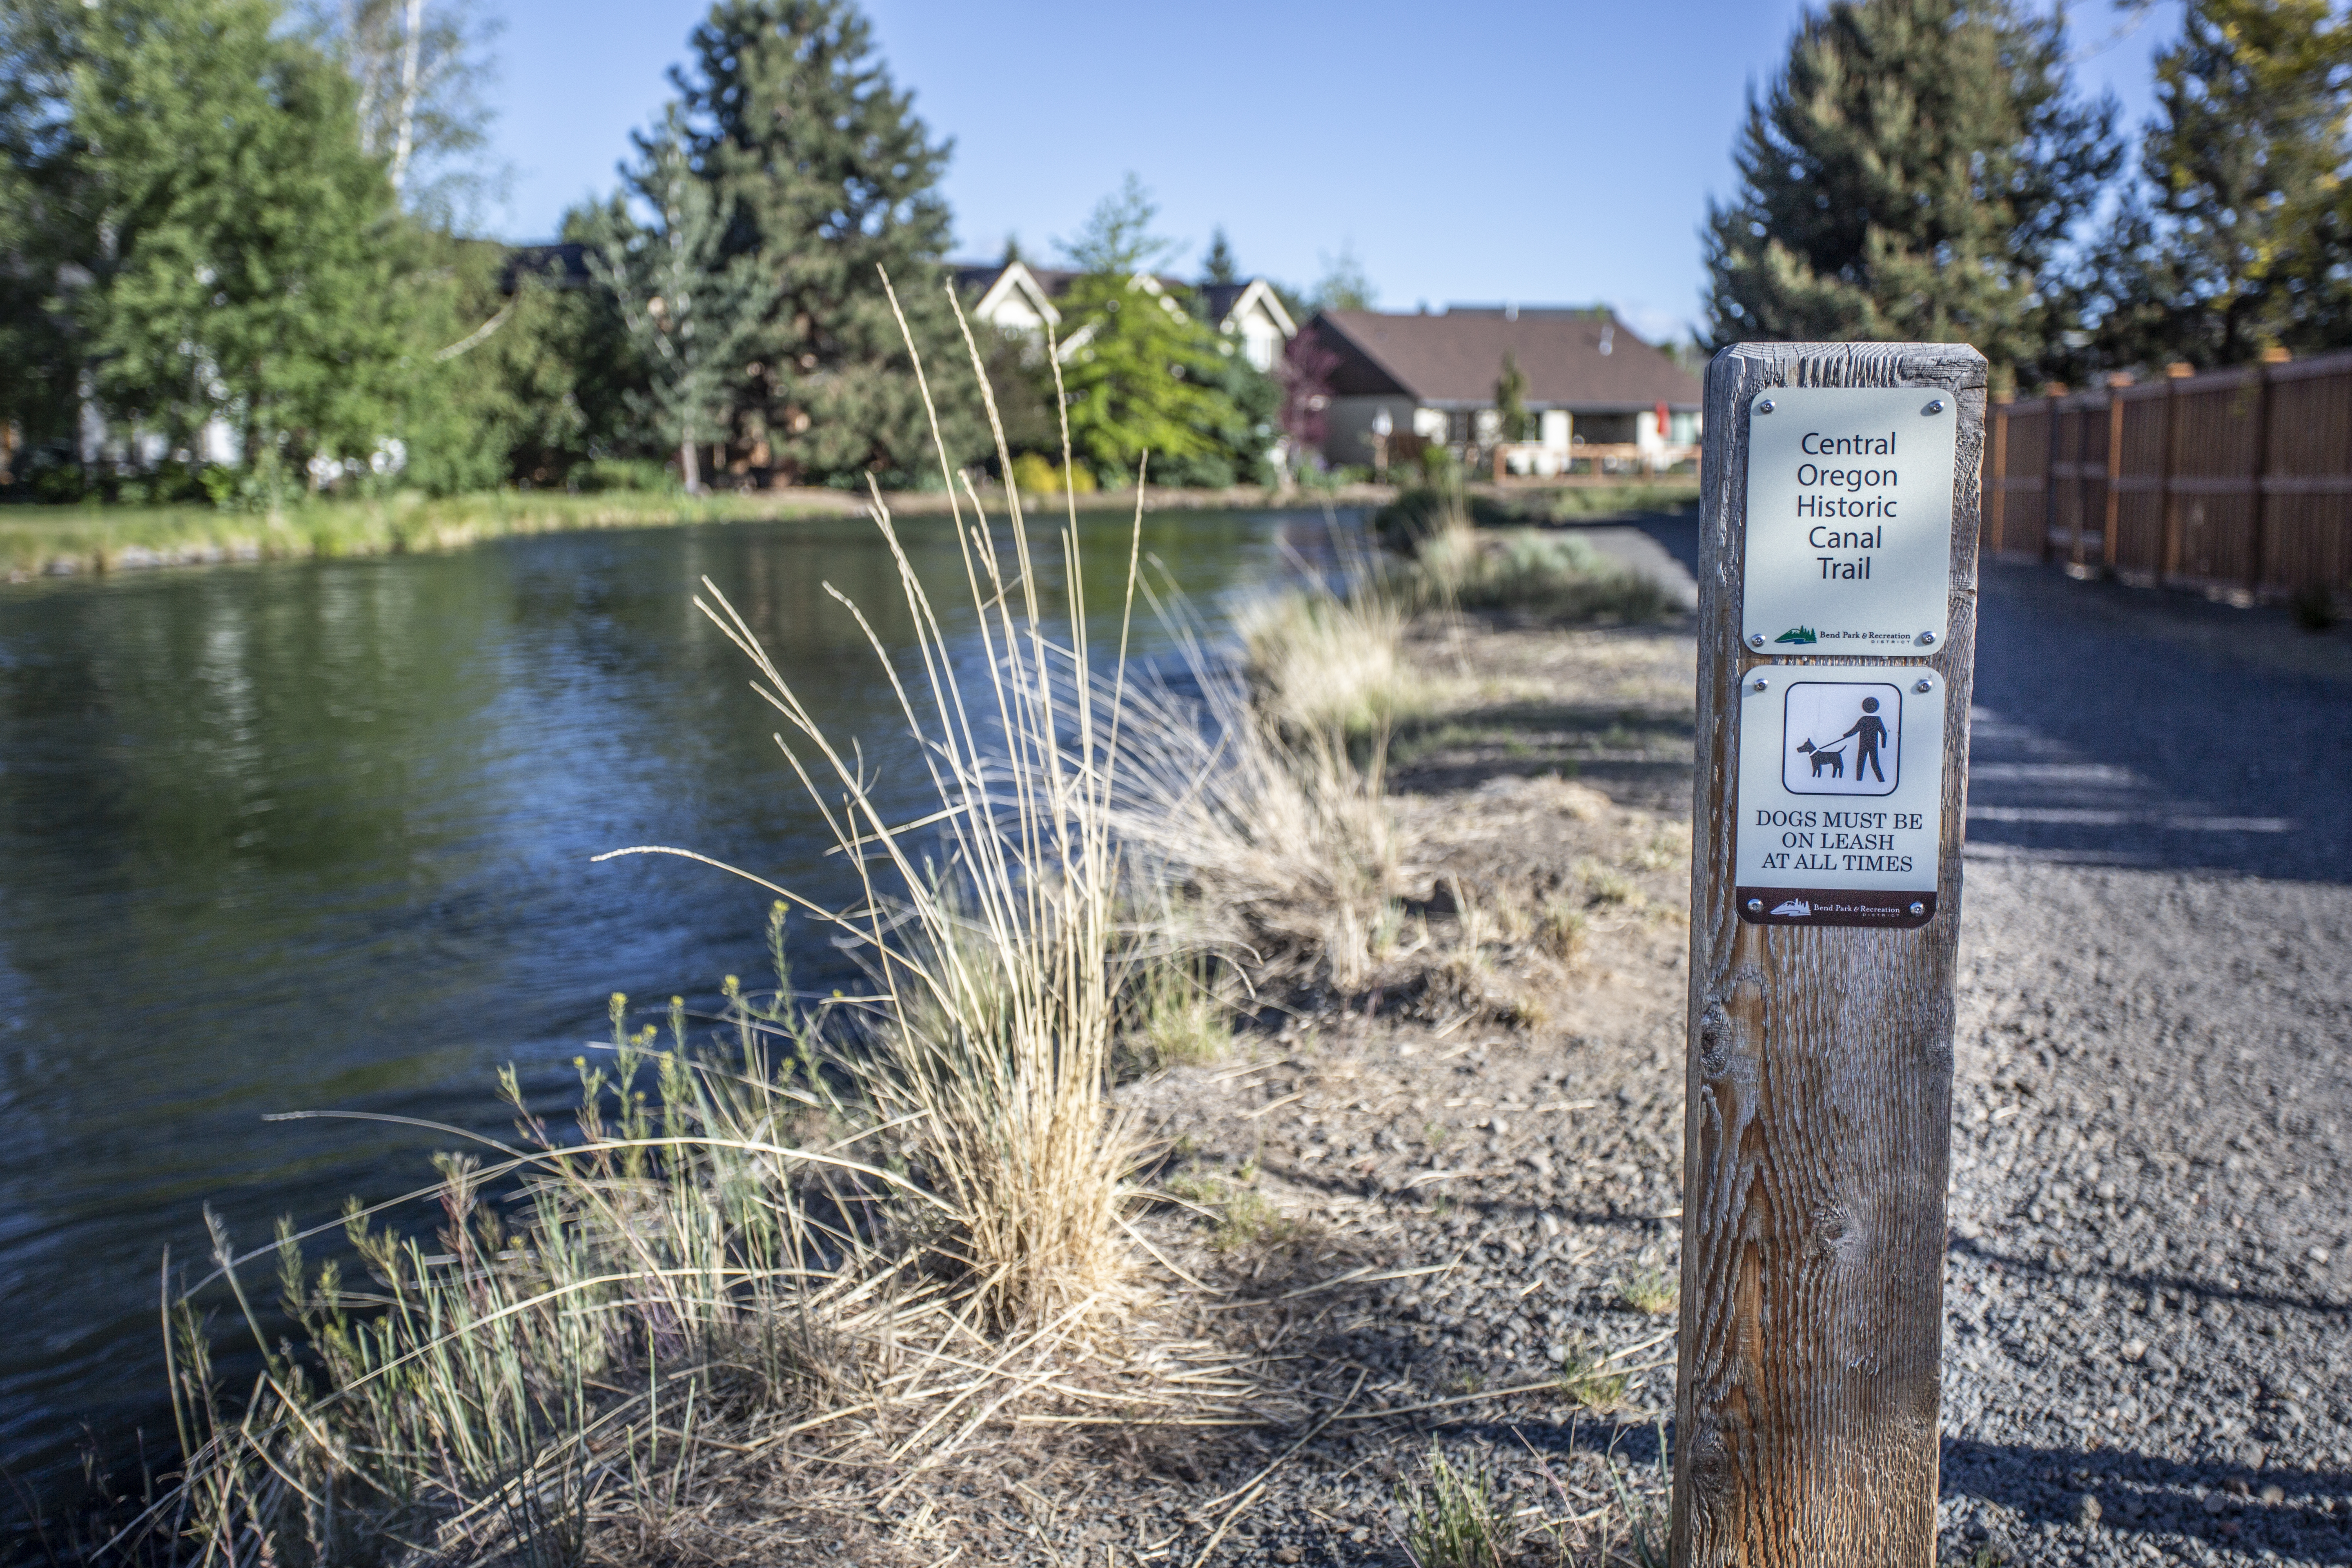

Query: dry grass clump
left=1108, top=579, right=1405, bottom=992
left=1238, top=581, right=1422, bottom=741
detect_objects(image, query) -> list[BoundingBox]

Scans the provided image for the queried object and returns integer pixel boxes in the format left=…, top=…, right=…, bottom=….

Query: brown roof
left=1312, top=308, right=1701, bottom=411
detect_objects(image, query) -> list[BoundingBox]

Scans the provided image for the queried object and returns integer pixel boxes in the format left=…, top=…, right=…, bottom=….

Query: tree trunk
left=679, top=435, right=701, bottom=494
left=390, top=0, right=423, bottom=195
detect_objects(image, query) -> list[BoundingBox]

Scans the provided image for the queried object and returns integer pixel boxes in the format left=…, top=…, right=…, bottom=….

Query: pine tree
left=1203, top=227, right=1238, bottom=286
left=670, top=0, right=982, bottom=486
left=1059, top=173, right=1174, bottom=276
left=66, top=0, right=408, bottom=486
left=1310, top=244, right=1376, bottom=312
left=2081, top=0, right=2352, bottom=369
left=588, top=112, right=759, bottom=492
left=1702, top=0, right=2117, bottom=387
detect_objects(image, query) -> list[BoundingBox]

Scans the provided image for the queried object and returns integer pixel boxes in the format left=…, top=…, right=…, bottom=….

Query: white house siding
left=1233, top=306, right=1285, bottom=371
left=983, top=292, right=1053, bottom=334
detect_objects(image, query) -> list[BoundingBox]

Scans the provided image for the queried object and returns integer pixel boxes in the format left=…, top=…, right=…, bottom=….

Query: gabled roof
left=954, top=262, right=1297, bottom=340
left=1312, top=307, right=1700, bottom=412
left=1200, top=278, right=1297, bottom=338
left=955, top=258, right=1064, bottom=327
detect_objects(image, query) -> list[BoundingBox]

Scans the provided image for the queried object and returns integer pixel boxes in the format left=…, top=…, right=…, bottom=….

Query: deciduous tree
left=67, top=0, right=408, bottom=486
left=588, top=113, right=758, bottom=492
left=302, top=0, right=500, bottom=223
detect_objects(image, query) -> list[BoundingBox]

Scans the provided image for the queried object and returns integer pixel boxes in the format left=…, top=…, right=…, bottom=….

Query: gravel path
left=1933, top=563, right=2352, bottom=1566
left=1091, top=557, right=2352, bottom=1567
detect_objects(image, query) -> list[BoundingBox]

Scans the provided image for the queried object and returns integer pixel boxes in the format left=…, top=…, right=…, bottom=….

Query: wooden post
left=1676, top=342, right=1984, bottom=1566
left=2159, top=363, right=2192, bottom=586
left=2039, top=383, right=2065, bottom=564
left=2071, top=390, right=2093, bottom=569
left=1987, top=393, right=2011, bottom=555
left=2102, top=374, right=2132, bottom=570
left=2247, top=347, right=2290, bottom=599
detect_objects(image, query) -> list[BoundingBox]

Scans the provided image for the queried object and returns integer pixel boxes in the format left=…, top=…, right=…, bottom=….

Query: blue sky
left=482, top=0, right=2183, bottom=345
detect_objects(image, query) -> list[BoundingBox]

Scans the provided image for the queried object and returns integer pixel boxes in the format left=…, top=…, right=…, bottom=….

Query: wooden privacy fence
left=1984, top=347, right=2352, bottom=601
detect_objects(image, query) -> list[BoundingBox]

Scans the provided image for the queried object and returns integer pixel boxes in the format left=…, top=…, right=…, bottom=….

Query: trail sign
left=1733, top=671, right=1947, bottom=927
left=1742, top=385, right=1959, bottom=654
left=1675, top=343, right=1983, bottom=1568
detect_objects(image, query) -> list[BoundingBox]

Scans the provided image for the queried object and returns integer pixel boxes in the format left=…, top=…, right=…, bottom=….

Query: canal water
left=0, top=506, right=1332, bottom=1518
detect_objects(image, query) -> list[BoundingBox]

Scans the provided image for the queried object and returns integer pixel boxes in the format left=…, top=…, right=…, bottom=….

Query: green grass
left=1617, top=1263, right=1679, bottom=1316
left=1400, top=1445, right=1510, bottom=1568
left=0, top=488, right=849, bottom=576
left=1121, top=951, right=1233, bottom=1070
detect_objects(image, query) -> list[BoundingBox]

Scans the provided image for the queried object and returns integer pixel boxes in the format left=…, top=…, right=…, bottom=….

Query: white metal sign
left=1742, top=386, right=1959, bottom=655
left=1734, top=671, right=1947, bottom=927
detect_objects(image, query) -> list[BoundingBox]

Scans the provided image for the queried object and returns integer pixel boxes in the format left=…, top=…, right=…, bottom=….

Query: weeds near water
left=121, top=274, right=1275, bottom=1568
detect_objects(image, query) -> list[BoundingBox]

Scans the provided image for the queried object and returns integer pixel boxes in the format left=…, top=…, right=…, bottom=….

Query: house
left=953, top=258, right=1298, bottom=370
left=1304, top=306, right=1702, bottom=474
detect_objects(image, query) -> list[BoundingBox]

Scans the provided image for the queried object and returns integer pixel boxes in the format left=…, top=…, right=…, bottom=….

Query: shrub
left=1008, top=450, right=1096, bottom=497
left=1412, top=521, right=1673, bottom=622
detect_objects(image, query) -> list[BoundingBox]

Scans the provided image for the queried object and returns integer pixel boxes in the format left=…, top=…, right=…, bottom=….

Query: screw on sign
left=1676, top=343, right=1982, bottom=1566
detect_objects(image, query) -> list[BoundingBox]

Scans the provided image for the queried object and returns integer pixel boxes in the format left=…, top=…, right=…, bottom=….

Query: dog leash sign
left=1734, top=675, right=1946, bottom=926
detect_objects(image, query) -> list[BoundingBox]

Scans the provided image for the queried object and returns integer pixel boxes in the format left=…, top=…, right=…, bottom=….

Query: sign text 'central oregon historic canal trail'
left=1732, top=384, right=1960, bottom=929
left=1740, top=384, right=1958, bottom=653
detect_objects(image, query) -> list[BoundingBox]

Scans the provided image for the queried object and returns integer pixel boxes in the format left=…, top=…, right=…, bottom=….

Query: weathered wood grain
left=1672, top=342, right=1987, bottom=1567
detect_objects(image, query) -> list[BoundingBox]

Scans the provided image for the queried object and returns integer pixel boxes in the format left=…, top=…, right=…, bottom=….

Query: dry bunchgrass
left=1238, top=580, right=1422, bottom=742
left=1105, top=584, right=1406, bottom=992
left=118, top=276, right=1267, bottom=1568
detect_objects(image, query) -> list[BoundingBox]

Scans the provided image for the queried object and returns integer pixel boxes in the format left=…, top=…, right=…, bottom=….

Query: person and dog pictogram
left=1795, top=696, right=1889, bottom=784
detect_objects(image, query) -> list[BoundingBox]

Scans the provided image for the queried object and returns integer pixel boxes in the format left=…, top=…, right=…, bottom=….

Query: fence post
left=1676, top=341, right=1984, bottom=1566
left=1987, top=392, right=2011, bottom=555
left=2071, top=390, right=2094, bottom=570
left=2247, top=347, right=2290, bottom=600
left=2103, top=374, right=2132, bottom=570
left=2159, top=362, right=2191, bottom=586
left=2040, top=384, right=2065, bottom=565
